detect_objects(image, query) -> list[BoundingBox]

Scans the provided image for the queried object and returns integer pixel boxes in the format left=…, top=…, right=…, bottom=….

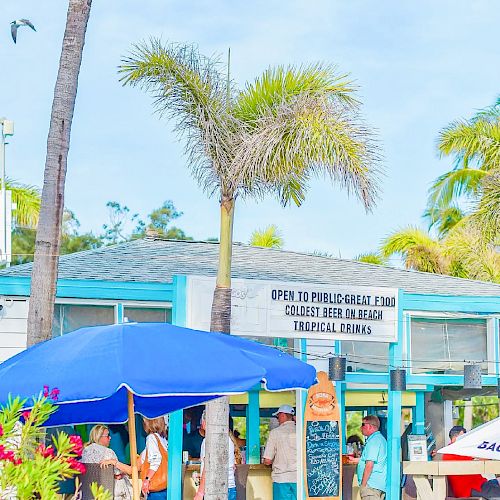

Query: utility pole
left=0, top=118, right=14, bottom=267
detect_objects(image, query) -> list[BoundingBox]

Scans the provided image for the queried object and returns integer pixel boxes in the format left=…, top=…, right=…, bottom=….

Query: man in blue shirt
left=348, top=415, right=387, bottom=500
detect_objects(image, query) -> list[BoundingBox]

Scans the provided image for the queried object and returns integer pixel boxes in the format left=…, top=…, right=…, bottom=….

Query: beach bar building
left=1, top=237, right=500, bottom=500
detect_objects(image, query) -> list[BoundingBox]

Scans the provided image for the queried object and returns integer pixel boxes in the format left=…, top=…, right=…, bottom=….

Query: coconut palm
left=380, top=227, right=448, bottom=274
left=120, top=40, right=381, bottom=498
left=427, top=97, right=500, bottom=211
left=380, top=221, right=500, bottom=282
left=249, top=224, right=284, bottom=248
left=27, top=0, right=93, bottom=347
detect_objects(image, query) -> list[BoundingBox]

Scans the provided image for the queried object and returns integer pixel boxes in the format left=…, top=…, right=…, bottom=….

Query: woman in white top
left=101, top=417, right=168, bottom=499
left=81, top=425, right=118, bottom=464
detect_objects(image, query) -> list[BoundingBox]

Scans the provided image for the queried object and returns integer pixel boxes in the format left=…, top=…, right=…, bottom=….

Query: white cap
left=272, top=404, right=295, bottom=416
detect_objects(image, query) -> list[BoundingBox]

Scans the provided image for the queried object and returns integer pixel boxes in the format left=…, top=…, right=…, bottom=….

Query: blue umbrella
left=0, top=322, right=315, bottom=425
left=0, top=322, right=316, bottom=500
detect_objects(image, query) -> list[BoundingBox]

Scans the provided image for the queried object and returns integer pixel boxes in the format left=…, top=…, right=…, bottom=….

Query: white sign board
left=186, top=276, right=398, bottom=342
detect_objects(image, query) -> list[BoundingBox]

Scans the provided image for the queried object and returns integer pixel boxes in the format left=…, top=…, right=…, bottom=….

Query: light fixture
left=329, top=356, right=346, bottom=381
left=464, top=363, right=482, bottom=390
left=390, top=368, right=406, bottom=391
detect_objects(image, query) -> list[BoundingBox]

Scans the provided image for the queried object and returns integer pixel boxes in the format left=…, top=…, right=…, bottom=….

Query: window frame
left=406, top=311, right=495, bottom=376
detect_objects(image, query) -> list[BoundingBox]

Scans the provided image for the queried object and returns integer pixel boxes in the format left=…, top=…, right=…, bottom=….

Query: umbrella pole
left=127, top=390, right=141, bottom=500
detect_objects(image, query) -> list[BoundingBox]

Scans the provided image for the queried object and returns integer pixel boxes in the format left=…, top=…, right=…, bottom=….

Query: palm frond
left=234, top=64, right=359, bottom=125
left=423, top=204, right=465, bottom=237
left=233, top=92, right=382, bottom=209
left=354, top=252, right=388, bottom=265
left=426, top=167, right=488, bottom=209
left=438, top=116, right=500, bottom=171
left=471, top=171, right=500, bottom=241
left=380, top=226, right=447, bottom=273
left=443, top=223, right=500, bottom=282
left=249, top=224, right=284, bottom=248
left=5, top=178, right=41, bottom=228
left=119, top=39, right=235, bottom=195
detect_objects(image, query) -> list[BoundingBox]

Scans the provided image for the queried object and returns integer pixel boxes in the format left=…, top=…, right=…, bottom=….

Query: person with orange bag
left=101, top=417, right=168, bottom=499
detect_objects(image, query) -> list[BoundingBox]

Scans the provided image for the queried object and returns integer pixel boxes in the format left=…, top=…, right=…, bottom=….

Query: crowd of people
left=76, top=408, right=500, bottom=500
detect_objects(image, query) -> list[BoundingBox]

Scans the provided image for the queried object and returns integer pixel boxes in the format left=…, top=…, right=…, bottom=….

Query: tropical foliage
left=354, top=252, right=388, bottom=265
left=0, top=395, right=111, bottom=500
left=120, top=39, right=382, bottom=498
left=8, top=200, right=191, bottom=266
left=376, top=97, right=500, bottom=282
left=5, top=178, right=41, bottom=229
left=380, top=221, right=500, bottom=282
left=249, top=225, right=284, bottom=248
left=426, top=96, right=500, bottom=234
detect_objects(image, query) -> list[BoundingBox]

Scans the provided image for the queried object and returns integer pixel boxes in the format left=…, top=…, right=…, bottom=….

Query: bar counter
left=182, top=463, right=359, bottom=499
left=183, top=463, right=272, bottom=500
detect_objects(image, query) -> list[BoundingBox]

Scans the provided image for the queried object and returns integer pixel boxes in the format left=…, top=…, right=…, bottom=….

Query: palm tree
left=27, top=0, right=93, bottom=346
left=427, top=97, right=500, bottom=211
left=380, top=227, right=448, bottom=274
left=120, top=40, right=381, bottom=498
left=249, top=225, right=284, bottom=248
left=380, top=222, right=500, bottom=282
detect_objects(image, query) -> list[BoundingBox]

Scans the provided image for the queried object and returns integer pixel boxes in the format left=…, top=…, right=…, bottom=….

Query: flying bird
left=11, top=19, right=36, bottom=43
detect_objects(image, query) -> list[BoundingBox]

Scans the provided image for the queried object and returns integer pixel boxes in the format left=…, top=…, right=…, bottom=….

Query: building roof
left=1, top=237, right=500, bottom=296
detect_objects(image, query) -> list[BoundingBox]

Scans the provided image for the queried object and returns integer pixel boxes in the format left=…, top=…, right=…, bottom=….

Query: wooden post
left=128, top=390, right=140, bottom=500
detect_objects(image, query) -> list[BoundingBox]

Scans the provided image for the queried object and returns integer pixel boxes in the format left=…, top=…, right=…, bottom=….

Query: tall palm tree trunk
left=27, top=0, right=92, bottom=347
left=205, top=196, right=234, bottom=499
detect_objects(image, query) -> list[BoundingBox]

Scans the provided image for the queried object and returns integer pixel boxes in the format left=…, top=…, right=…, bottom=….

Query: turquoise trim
left=387, top=289, right=404, bottom=500
left=0, top=276, right=174, bottom=301
left=168, top=275, right=187, bottom=500
left=299, top=338, right=308, bottom=500
left=172, top=275, right=187, bottom=327
left=334, top=340, right=346, bottom=454
left=414, top=392, right=425, bottom=435
left=246, top=388, right=261, bottom=464
left=116, top=304, right=124, bottom=324
left=402, top=292, right=500, bottom=313
left=494, top=319, right=500, bottom=379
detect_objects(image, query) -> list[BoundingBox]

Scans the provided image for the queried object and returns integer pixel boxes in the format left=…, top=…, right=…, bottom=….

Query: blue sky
left=1, top=1, right=499, bottom=257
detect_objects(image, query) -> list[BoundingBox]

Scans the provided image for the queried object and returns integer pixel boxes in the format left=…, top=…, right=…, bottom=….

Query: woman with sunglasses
left=81, top=425, right=132, bottom=499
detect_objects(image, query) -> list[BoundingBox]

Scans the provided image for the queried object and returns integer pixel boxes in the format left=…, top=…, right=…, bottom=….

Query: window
left=341, top=341, right=389, bottom=373
left=52, top=304, right=115, bottom=337
left=410, top=318, right=488, bottom=374
left=123, top=307, right=171, bottom=323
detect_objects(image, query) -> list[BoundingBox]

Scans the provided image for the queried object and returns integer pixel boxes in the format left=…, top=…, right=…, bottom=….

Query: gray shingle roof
left=1, top=237, right=500, bottom=296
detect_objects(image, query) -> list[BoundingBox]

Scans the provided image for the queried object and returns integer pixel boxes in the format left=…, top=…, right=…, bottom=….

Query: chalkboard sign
left=303, top=371, right=342, bottom=500
left=305, top=420, right=340, bottom=498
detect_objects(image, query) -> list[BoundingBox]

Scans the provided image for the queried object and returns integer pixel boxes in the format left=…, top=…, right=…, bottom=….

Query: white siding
left=0, top=298, right=28, bottom=362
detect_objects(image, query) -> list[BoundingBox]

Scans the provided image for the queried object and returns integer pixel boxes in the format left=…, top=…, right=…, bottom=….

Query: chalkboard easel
left=303, top=371, right=342, bottom=500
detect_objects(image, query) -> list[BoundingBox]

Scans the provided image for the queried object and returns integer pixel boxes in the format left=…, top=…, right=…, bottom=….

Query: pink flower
left=49, top=388, right=60, bottom=401
left=0, top=424, right=3, bottom=437
left=21, top=410, right=31, bottom=421
left=67, top=457, right=86, bottom=474
left=42, top=385, right=49, bottom=397
left=0, top=445, right=18, bottom=463
left=69, top=435, right=84, bottom=456
left=36, top=444, right=55, bottom=458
